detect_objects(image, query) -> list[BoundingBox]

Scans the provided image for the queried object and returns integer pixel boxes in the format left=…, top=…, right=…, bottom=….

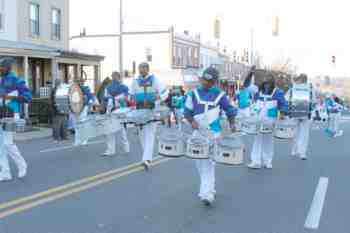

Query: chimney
left=184, top=30, right=189, bottom=36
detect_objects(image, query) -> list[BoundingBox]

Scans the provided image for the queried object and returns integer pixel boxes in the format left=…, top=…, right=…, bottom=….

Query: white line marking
left=304, top=177, right=329, bottom=230
left=40, top=140, right=104, bottom=153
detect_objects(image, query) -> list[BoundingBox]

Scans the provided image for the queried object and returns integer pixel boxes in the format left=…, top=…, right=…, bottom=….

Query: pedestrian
left=184, top=67, right=237, bottom=205
left=102, top=71, right=130, bottom=156
left=247, top=74, right=288, bottom=169
left=0, top=57, right=32, bottom=182
left=129, top=62, right=168, bottom=169
left=51, top=78, right=68, bottom=142
left=325, top=94, right=343, bottom=137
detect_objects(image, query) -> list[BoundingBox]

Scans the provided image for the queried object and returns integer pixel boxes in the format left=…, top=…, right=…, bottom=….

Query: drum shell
left=1, top=118, right=26, bottom=132
left=260, top=121, right=274, bottom=134
left=111, top=108, right=131, bottom=123
left=215, top=136, right=244, bottom=165
left=289, top=84, right=312, bottom=119
left=158, top=127, right=185, bottom=157
left=274, top=120, right=297, bottom=139
left=93, top=115, right=121, bottom=137
left=127, top=109, right=153, bottom=125
left=241, top=117, right=260, bottom=135
left=185, top=134, right=212, bottom=160
left=153, top=106, right=170, bottom=121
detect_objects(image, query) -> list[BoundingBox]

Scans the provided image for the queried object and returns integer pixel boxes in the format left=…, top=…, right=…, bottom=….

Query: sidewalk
left=14, top=127, right=52, bottom=142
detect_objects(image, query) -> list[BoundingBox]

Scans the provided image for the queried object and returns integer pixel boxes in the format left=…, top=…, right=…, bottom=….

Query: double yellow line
left=0, top=157, right=169, bottom=220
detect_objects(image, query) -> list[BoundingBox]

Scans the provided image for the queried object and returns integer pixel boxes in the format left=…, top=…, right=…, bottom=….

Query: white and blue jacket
left=130, top=74, right=168, bottom=108
left=254, top=88, right=288, bottom=121
left=105, top=80, right=129, bottom=109
left=184, top=86, right=237, bottom=133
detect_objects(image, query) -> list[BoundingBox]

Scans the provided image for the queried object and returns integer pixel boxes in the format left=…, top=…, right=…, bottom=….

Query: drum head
left=69, top=84, right=84, bottom=114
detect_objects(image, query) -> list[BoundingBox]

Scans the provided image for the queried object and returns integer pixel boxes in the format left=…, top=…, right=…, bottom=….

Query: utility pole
left=119, top=0, right=124, bottom=79
left=250, top=28, right=254, bottom=66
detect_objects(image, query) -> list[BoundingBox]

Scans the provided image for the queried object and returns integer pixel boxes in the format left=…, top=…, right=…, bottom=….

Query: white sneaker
left=0, top=174, right=12, bottom=182
left=300, top=154, right=307, bottom=160
left=336, top=130, right=343, bottom=137
left=263, top=163, right=273, bottom=169
left=201, top=193, right=215, bottom=206
left=101, top=152, right=115, bottom=157
left=18, top=167, right=27, bottom=179
left=247, top=163, right=262, bottom=169
left=143, top=160, right=151, bottom=170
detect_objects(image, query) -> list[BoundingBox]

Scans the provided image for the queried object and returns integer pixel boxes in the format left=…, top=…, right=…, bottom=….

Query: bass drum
left=69, top=83, right=84, bottom=115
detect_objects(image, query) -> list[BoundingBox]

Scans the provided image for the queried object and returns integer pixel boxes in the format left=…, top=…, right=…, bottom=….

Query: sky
left=70, top=0, right=350, bottom=77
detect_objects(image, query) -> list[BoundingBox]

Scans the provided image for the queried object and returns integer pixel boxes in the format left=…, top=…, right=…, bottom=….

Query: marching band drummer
left=0, top=57, right=32, bottom=182
left=287, top=74, right=316, bottom=160
left=102, top=71, right=130, bottom=156
left=236, top=66, right=258, bottom=118
left=129, top=62, right=168, bottom=169
left=325, top=94, right=343, bottom=137
left=184, top=67, right=237, bottom=206
left=247, top=75, right=288, bottom=169
left=73, top=77, right=95, bottom=146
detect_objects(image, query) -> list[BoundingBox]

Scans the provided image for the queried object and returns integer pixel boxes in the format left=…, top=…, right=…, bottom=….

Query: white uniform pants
left=238, top=107, right=251, bottom=118
left=138, top=122, right=157, bottom=162
left=250, top=133, right=274, bottom=165
left=0, top=131, right=27, bottom=177
left=105, top=128, right=130, bottom=154
left=74, top=106, right=89, bottom=146
left=328, top=113, right=341, bottom=134
left=195, top=133, right=219, bottom=200
left=292, top=119, right=311, bottom=156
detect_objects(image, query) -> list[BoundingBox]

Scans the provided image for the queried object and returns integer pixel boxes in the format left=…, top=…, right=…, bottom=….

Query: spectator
left=51, top=79, right=68, bottom=142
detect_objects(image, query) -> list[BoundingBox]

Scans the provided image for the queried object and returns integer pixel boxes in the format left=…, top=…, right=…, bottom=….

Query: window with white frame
left=0, top=0, right=4, bottom=31
left=30, top=3, right=40, bottom=36
left=52, top=8, right=61, bottom=40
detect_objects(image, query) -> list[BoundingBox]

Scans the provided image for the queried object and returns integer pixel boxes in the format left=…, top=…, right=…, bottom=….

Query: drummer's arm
left=16, top=79, right=32, bottom=103
left=275, top=90, right=289, bottom=119
left=219, top=94, right=238, bottom=130
left=183, top=92, right=199, bottom=129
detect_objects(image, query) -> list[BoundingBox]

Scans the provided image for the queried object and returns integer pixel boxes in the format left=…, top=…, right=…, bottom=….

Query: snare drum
left=274, top=119, right=297, bottom=139
left=158, top=127, right=185, bottom=158
left=215, top=135, right=244, bottom=165
left=185, top=131, right=212, bottom=159
left=0, top=118, right=26, bottom=132
left=153, top=106, right=170, bottom=121
left=241, top=117, right=260, bottom=135
left=111, top=108, right=131, bottom=123
left=260, top=120, right=274, bottom=134
left=126, top=109, right=154, bottom=126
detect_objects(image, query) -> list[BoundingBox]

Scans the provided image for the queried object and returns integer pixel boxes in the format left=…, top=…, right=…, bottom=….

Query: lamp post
left=119, top=0, right=124, bottom=79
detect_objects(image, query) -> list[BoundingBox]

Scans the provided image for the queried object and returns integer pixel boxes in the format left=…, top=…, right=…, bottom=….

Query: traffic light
left=332, top=56, right=336, bottom=64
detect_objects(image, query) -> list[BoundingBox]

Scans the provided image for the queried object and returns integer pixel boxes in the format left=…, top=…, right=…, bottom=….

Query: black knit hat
left=201, top=67, right=219, bottom=81
left=0, top=57, right=16, bottom=68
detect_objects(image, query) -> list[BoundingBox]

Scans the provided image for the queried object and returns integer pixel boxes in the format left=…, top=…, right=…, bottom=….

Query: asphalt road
left=0, top=120, right=349, bottom=233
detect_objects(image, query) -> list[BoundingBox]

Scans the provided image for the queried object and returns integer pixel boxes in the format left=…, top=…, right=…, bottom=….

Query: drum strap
left=193, top=89, right=224, bottom=112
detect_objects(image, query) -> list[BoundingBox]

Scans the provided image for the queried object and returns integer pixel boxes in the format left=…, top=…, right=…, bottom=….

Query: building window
left=52, top=8, right=61, bottom=40
left=30, top=3, right=40, bottom=36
